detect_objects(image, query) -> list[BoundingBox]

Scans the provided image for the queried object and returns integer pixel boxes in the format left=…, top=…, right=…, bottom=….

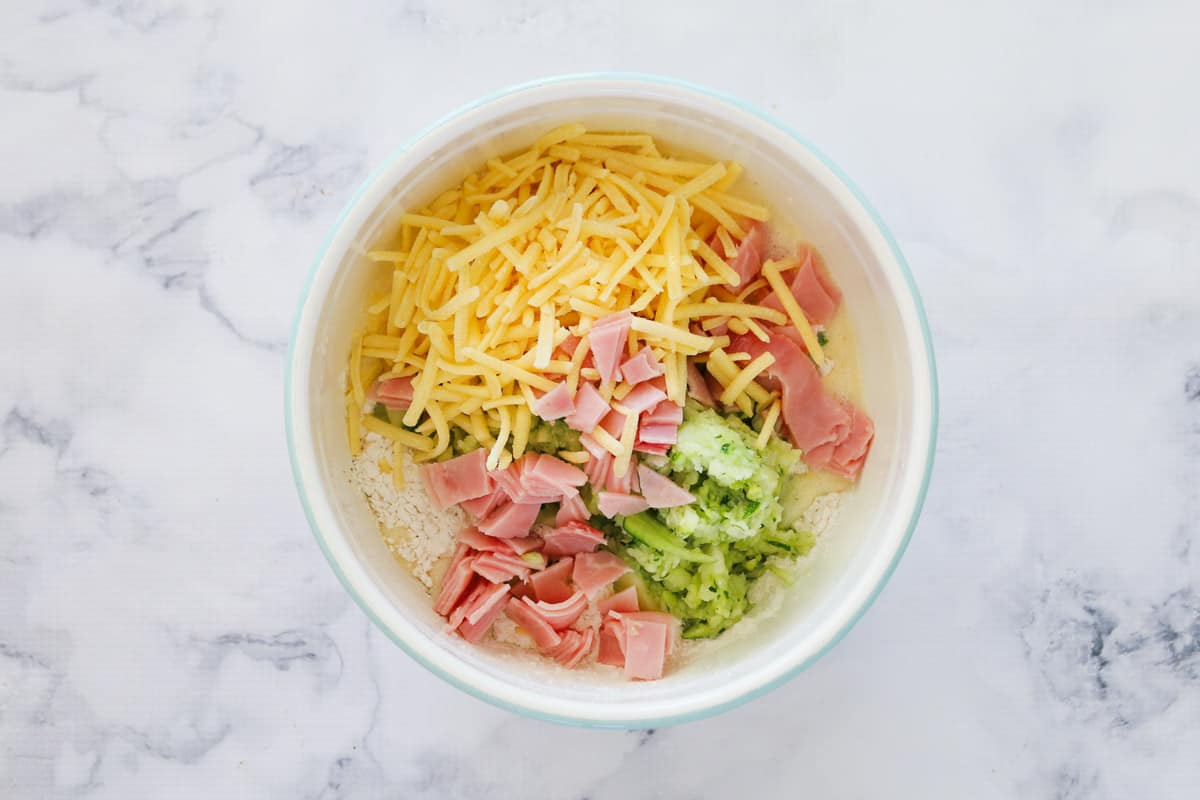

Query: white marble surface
left=2, top=0, right=1198, bottom=796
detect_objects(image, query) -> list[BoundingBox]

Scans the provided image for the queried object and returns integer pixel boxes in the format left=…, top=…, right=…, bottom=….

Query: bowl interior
left=289, top=78, right=934, bottom=725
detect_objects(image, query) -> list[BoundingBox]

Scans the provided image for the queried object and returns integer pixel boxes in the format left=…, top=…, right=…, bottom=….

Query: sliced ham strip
left=637, top=422, right=679, bottom=446
left=686, top=362, right=716, bottom=407
left=526, top=454, right=587, bottom=493
left=549, top=627, right=595, bottom=668
left=636, top=465, right=696, bottom=508
left=456, top=583, right=510, bottom=643
left=420, top=448, right=492, bottom=511
left=619, top=382, right=668, bottom=415
left=597, top=491, right=650, bottom=518
left=620, top=615, right=669, bottom=680
left=803, top=402, right=875, bottom=479
left=730, top=330, right=852, bottom=456
left=459, top=485, right=505, bottom=520
left=433, top=545, right=476, bottom=616
left=572, top=551, right=631, bottom=598
left=597, top=620, right=625, bottom=667
left=643, top=399, right=683, bottom=427
left=529, top=557, right=575, bottom=604
left=455, top=527, right=510, bottom=553
left=620, top=347, right=665, bottom=385
left=603, top=458, right=636, bottom=494
left=472, top=551, right=534, bottom=583
left=541, top=520, right=606, bottom=558
left=556, top=334, right=581, bottom=358
left=565, top=382, right=609, bottom=433
left=598, top=585, right=639, bottom=616
left=761, top=244, right=842, bottom=325
left=715, top=221, right=768, bottom=286
left=532, top=382, right=575, bottom=421
left=374, top=376, right=415, bottom=409
left=633, top=440, right=671, bottom=456
left=504, top=597, right=562, bottom=650
left=555, top=493, right=590, bottom=526
left=446, top=579, right=487, bottom=629
left=477, top=501, right=542, bottom=539
left=598, top=409, right=625, bottom=439
left=588, top=312, right=632, bottom=387
left=528, top=591, right=588, bottom=630
left=583, top=448, right=612, bottom=488
left=503, top=535, right=543, bottom=555
left=579, top=432, right=609, bottom=461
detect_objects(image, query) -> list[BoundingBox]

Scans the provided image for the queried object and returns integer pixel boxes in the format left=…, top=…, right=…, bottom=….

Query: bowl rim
left=284, top=71, right=939, bottom=728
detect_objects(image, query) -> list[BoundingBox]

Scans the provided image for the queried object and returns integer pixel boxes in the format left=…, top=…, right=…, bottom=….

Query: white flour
left=350, top=432, right=463, bottom=589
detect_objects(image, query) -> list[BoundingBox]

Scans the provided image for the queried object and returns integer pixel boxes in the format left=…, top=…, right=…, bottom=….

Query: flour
left=350, top=432, right=462, bottom=589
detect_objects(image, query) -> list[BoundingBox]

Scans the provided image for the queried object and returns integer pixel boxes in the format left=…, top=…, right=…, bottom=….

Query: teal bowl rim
left=284, top=71, right=939, bottom=729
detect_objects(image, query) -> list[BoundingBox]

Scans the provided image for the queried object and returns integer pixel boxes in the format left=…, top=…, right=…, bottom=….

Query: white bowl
left=285, top=74, right=937, bottom=728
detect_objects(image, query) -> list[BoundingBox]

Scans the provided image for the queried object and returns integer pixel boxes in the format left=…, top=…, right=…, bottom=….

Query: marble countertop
left=3, top=1, right=1198, bottom=797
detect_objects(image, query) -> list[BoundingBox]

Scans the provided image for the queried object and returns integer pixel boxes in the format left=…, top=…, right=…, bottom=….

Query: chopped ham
left=619, top=347, right=665, bottom=385
left=572, top=551, right=631, bottom=598
left=555, top=493, right=590, bottom=526
left=565, top=382, right=609, bottom=432
left=504, top=597, right=562, bottom=650
left=532, top=382, right=575, bottom=420
left=620, top=382, right=668, bottom=415
left=433, top=545, right=476, bottom=616
left=643, top=399, right=683, bottom=427
left=526, top=454, right=588, bottom=493
left=588, top=312, right=632, bottom=387
left=598, top=585, right=640, bottom=616
left=621, top=615, right=670, bottom=680
left=529, top=557, right=575, bottom=603
left=597, top=491, right=650, bottom=518
left=637, top=423, right=679, bottom=446
left=457, top=582, right=510, bottom=643
left=420, top=448, right=492, bottom=511
left=455, top=527, right=510, bottom=553
left=503, top=535, right=543, bottom=555
left=597, top=620, right=625, bottom=666
left=477, top=501, right=542, bottom=539
left=528, top=591, right=589, bottom=630
left=686, top=362, right=716, bottom=407
left=715, top=221, right=768, bottom=286
left=494, top=459, right=560, bottom=505
left=803, top=402, right=874, bottom=479
left=761, top=244, right=842, bottom=325
left=374, top=376, right=415, bottom=409
left=598, top=409, right=625, bottom=439
left=446, top=580, right=487, bottom=629
left=582, top=448, right=612, bottom=487
left=615, top=610, right=681, bottom=656
left=603, top=458, right=636, bottom=494
left=633, top=440, right=670, bottom=456
left=730, top=330, right=859, bottom=469
left=472, top=551, right=533, bottom=583
left=548, top=627, right=595, bottom=668
left=636, top=465, right=695, bottom=508
left=459, top=486, right=505, bottom=520
left=541, top=520, right=606, bottom=558
left=579, top=432, right=609, bottom=461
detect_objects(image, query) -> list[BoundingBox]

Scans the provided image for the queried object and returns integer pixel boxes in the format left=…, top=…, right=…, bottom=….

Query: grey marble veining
left=2, top=1, right=1197, bottom=797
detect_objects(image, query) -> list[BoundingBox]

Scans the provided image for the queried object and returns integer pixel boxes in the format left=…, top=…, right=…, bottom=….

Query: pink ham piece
left=455, top=527, right=510, bottom=553
left=446, top=580, right=488, bottom=629
left=686, top=362, right=716, bottom=407
left=582, top=447, right=612, bottom=487
left=420, top=448, right=492, bottom=511
left=565, top=382, right=609, bottom=433
left=541, top=520, right=605, bottom=558
left=587, top=312, right=632, bottom=387
left=503, top=535, right=543, bottom=555
left=472, top=550, right=534, bottom=583
left=761, top=244, right=842, bottom=325
left=715, top=221, right=768, bottom=286
left=548, top=627, right=595, bottom=668
left=615, top=610, right=681, bottom=656
left=636, top=423, right=679, bottom=445
left=526, top=454, right=587, bottom=493
left=597, top=620, right=625, bottom=666
left=803, top=402, right=875, bottom=479
left=555, top=493, right=590, bottom=526
left=643, top=399, right=683, bottom=427
left=729, top=330, right=859, bottom=473
left=636, top=465, right=695, bottom=508
left=572, top=551, right=631, bottom=598
left=477, top=501, right=542, bottom=539
left=619, top=347, right=665, bottom=385
left=433, top=545, right=476, bottom=616
left=532, top=382, right=575, bottom=421
left=529, top=556, right=575, bottom=604
left=456, top=582, right=510, bottom=643
left=527, top=591, right=588, bottom=630
left=597, top=409, right=625, bottom=439
left=619, top=382, right=668, bottom=415
left=374, top=376, right=415, bottom=409
left=633, top=441, right=670, bottom=456
left=620, top=614, right=670, bottom=680
left=597, top=491, right=650, bottom=519
left=504, top=597, right=562, bottom=650
left=493, top=458, right=560, bottom=505
left=598, top=585, right=639, bottom=616
left=603, top=458, right=636, bottom=494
